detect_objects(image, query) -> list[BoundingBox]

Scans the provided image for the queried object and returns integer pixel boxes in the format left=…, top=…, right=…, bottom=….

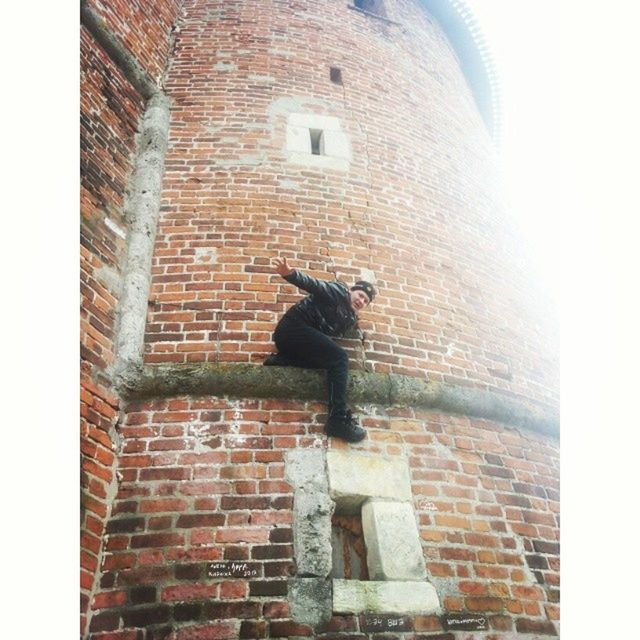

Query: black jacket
left=280, top=270, right=357, bottom=337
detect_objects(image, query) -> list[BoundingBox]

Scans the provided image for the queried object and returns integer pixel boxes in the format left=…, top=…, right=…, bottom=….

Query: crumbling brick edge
left=115, top=363, right=559, bottom=437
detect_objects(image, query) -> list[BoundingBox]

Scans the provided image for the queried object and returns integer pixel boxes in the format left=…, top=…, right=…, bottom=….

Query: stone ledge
left=333, top=579, right=440, bottom=614
left=118, top=362, right=559, bottom=437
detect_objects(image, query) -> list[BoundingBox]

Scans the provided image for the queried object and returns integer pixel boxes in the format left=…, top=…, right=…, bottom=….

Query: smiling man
left=264, top=256, right=376, bottom=443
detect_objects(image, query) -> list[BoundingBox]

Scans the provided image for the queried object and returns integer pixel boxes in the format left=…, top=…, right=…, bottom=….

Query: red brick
left=427, top=563, right=454, bottom=577
left=465, top=597, right=505, bottom=612
left=269, top=620, right=313, bottom=637
left=216, top=528, right=270, bottom=544
left=474, top=565, right=509, bottom=580
left=174, top=622, right=238, bottom=639
left=239, top=620, right=267, bottom=638
left=488, top=615, right=513, bottom=631
left=512, top=585, right=545, bottom=600
left=176, top=513, right=225, bottom=528
left=149, top=438, right=189, bottom=451
left=523, top=601, right=542, bottom=616
left=139, top=498, right=188, bottom=513
left=262, top=601, right=289, bottom=618
left=161, top=583, right=218, bottom=602
left=458, top=581, right=487, bottom=596
left=101, top=553, right=137, bottom=571
left=220, top=465, right=266, bottom=480
left=515, top=618, right=557, bottom=634
left=92, top=590, right=127, bottom=609
left=130, top=533, right=185, bottom=549
left=440, top=547, right=476, bottom=561
left=89, top=631, right=141, bottom=640
left=435, top=515, right=471, bottom=530
left=220, top=580, right=248, bottom=599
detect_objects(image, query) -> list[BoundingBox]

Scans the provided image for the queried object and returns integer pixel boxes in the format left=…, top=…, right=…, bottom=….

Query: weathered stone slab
left=285, top=450, right=333, bottom=577
left=288, top=577, right=332, bottom=627
left=361, top=500, right=427, bottom=581
left=326, top=450, right=413, bottom=514
left=333, top=579, right=440, bottom=614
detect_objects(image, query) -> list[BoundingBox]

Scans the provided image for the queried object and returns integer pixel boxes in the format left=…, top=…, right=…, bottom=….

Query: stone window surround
left=349, top=1, right=401, bottom=26
left=285, top=448, right=440, bottom=628
left=285, top=113, right=351, bottom=170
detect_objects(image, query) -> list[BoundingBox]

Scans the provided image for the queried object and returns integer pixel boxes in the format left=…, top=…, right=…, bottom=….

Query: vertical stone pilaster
left=112, top=92, right=171, bottom=387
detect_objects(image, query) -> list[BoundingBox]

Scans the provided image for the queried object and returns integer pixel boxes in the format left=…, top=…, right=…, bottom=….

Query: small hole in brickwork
left=309, top=128, right=325, bottom=156
left=330, top=67, right=342, bottom=84
left=331, top=513, right=369, bottom=580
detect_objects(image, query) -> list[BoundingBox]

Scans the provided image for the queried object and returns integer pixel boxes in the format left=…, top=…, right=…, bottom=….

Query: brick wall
left=87, top=398, right=559, bottom=638
left=85, top=0, right=182, bottom=81
left=145, top=0, right=558, bottom=410
left=81, top=23, right=144, bottom=634
left=80, top=1, right=183, bottom=634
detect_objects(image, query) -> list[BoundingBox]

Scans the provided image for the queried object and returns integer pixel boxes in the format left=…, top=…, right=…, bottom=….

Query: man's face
left=350, top=289, right=371, bottom=312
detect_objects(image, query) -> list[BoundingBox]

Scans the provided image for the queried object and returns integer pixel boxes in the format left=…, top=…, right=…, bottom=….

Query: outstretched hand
left=273, top=256, right=294, bottom=277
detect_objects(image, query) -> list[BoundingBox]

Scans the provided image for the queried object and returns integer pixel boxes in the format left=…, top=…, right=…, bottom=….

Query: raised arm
left=272, top=256, right=345, bottom=303
left=273, top=256, right=294, bottom=278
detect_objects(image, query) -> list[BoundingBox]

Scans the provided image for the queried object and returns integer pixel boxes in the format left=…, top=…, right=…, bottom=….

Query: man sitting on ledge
left=264, top=256, right=376, bottom=443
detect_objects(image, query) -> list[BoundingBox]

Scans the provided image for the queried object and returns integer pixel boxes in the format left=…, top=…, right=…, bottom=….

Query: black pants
left=273, top=316, right=349, bottom=417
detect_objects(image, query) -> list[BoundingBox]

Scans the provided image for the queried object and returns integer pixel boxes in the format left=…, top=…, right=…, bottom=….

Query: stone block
left=333, top=579, right=440, bottom=614
left=286, top=125, right=312, bottom=153
left=288, top=577, right=332, bottom=627
left=361, top=499, right=427, bottom=581
left=288, top=113, right=341, bottom=131
left=326, top=450, right=413, bottom=513
left=285, top=450, right=334, bottom=577
left=322, top=129, right=351, bottom=160
left=286, top=151, right=350, bottom=170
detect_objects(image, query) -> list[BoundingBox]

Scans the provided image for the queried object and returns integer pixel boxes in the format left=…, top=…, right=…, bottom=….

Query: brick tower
left=80, top=1, right=559, bottom=638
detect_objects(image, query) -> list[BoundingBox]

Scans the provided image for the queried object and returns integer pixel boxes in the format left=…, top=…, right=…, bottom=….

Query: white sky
left=466, top=2, right=640, bottom=634
left=466, top=1, right=639, bottom=302
left=467, top=0, right=625, bottom=301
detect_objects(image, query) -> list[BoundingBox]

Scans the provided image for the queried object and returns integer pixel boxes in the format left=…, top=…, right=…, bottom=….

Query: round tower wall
left=145, top=0, right=558, bottom=410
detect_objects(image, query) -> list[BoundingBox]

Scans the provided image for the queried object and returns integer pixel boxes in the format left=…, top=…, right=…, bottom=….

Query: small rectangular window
left=309, top=129, right=325, bottom=155
left=330, top=67, right=343, bottom=85
left=353, top=0, right=387, bottom=18
left=331, top=514, right=369, bottom=580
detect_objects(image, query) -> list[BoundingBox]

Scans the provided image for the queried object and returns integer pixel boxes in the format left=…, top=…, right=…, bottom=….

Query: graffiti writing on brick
left=442, top=613, right=488, bottom=630
left=206, top=562, right=260, bottom=578
left=417, top=499, right=438, bottom=511
left=360, top=615, right=411, bottom=632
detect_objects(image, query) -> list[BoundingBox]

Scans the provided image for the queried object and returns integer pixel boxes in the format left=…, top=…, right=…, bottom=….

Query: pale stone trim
left=333, top=579, right=440, bottom=614
left=285, top=450, right=334, bottom=578
left=326, top=450, right=413, bottom=514
left=120, top=363, right=560, bottom=436
left=362, top=499, right=428, bottom=581
left=285, top=113, right=352, bottom=169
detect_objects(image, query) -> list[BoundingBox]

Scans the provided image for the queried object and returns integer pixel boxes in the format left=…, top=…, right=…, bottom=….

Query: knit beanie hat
left=351, top=280, right=376, bottom=302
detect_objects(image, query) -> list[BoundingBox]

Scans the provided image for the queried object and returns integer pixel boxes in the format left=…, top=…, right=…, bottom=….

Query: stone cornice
left=117, top=363, right=559, bottom=438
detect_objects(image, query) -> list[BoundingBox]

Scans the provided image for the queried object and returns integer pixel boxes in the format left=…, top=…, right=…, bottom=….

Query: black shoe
left=325, top=410, right=366, bottom=443
left=263, top=352, right=294, bottom=366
